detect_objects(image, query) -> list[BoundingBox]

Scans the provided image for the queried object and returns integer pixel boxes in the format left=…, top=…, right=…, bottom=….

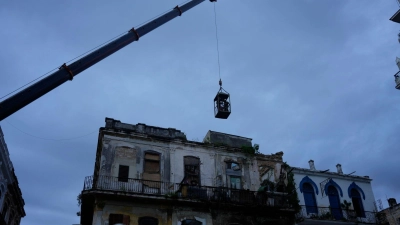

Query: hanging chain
left=213, top=3, right=222, bottom=86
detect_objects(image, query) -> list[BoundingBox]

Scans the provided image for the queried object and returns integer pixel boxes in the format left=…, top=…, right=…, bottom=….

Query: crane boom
left=0, top=0, right=214, bottom=121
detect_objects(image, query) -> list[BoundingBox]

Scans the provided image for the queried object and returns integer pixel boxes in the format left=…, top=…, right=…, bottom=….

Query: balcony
left=82, top=175, right=288, bottom=207
left=296, top=205, right=377, bottom=224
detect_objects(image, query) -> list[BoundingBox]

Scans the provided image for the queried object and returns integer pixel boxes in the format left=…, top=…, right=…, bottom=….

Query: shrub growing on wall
left=284, top=162, right=301, bottom=213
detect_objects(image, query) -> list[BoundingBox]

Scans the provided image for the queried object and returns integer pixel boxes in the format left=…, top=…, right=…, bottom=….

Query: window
left=184, top=156, right=200, bottom=186
left=109, top=214, right=130, bottom=225
left=118, top=165, right=129, bottom=182
left=143, top=153, right=161, bottom=183
left=350, top=189, right=365, bottom=218
left=230, top=176, right=241, bottom=189
left=144, top=153, right=160, bottom=173
left=327, top=186, right=343, bottom=220
left=139, top=216, right=158, bottom=225
left=302, top=183, right=317, bottom=214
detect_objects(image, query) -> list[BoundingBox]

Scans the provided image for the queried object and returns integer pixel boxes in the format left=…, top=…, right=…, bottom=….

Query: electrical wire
left=0, top=30, right=128, bottom=101
left=3, top=120, right=97, bottom=141
left=0, top=68, right=58, bottom=100
left=213, top=2, right=221, bottom=80
left=0, top=0, right=190, bottom=101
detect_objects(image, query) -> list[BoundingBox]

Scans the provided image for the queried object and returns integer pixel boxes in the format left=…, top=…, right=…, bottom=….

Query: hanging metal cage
left=214, top=87, right=231, bottom=119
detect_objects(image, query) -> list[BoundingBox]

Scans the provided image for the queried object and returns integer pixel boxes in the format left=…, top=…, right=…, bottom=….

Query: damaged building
left=0, top=127, right=25, bottom=225
left=79, top=118, right=297, bottom=225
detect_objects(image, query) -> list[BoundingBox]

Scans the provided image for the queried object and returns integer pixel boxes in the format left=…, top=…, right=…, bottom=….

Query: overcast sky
left=1, top=0, right=399, bottom=224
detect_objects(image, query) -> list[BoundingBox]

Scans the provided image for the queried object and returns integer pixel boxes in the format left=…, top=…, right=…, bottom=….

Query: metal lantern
left=214, top=79, right=231, bottom=119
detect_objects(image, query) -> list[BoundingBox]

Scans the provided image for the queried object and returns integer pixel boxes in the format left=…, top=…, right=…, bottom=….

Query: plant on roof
left=77, top=193, right=82, bottom=206
left=241, top=144, right=260, bottom=155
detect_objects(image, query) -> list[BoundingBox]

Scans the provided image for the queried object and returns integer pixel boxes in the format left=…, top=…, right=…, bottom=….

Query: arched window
left=327, top=186, right=343, bottom=220
left=139, top=216, right=158, bottom=225
left=302, top=183, right=317, bottom=214
left=350, top=189, right=365, bottom=218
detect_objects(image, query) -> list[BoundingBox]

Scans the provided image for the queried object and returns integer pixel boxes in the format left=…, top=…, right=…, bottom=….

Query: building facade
left=376, top=198, right=400, bottom=225
left=390, top=3, right=400, bottom=90
left=0, top=127, right=25, bottom=225
left=79, top=118, right=297, bottom=225
left=293, top=160, right=376, bottom=224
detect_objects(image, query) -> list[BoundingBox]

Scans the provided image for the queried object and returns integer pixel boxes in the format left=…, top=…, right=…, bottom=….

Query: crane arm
left=0, top=0, right=214, bottom=121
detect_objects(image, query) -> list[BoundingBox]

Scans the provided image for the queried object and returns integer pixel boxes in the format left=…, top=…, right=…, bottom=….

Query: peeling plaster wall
left=98, top=132, right=286, bottom=192
left=169, top=142, right=266, bottom=191
left=203, top=130, right=252, bottom=148
left=100, top=135, right=171, bottom=182
left=256, top=152, right=284, bottom=185
left=84, top=119, right=300, bottom=225
left=169, top=143, right=215, bottom=186
left=217, top=154, right=256, bottom=190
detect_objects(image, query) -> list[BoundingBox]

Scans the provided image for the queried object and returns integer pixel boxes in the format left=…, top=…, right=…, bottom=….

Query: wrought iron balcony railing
left=83, top=175, right=288, bottom=207
left=295, top=205, right=378, bottom=224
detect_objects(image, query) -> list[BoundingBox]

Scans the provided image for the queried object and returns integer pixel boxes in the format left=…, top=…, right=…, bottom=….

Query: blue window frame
left=350, top=189, right=365, bottom=218
left=303, top=183, right=318, bottom=214
left=327, top=185, right=343, bottom=220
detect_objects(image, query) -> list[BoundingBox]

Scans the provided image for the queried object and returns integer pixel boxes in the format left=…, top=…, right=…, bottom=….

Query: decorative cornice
left=292, top=167, right=372, bottom=182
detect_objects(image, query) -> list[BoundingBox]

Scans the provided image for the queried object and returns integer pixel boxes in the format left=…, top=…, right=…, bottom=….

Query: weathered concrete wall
left=89, top=119, right=294, bottom=225
left=169, top=141, right=267, bottom=191
left=169, top=142, right=215, bottom=186
left=216, top=153, right=257, bottom=191
left=203, top=130, right=252, bottom=148
left=257, top=152, right=284, bottom=185
left=99, top=134, right=285, bottom=194
left=100, top=135, right=171, bottom=182
left=383, top=203, right=400, bottom=225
